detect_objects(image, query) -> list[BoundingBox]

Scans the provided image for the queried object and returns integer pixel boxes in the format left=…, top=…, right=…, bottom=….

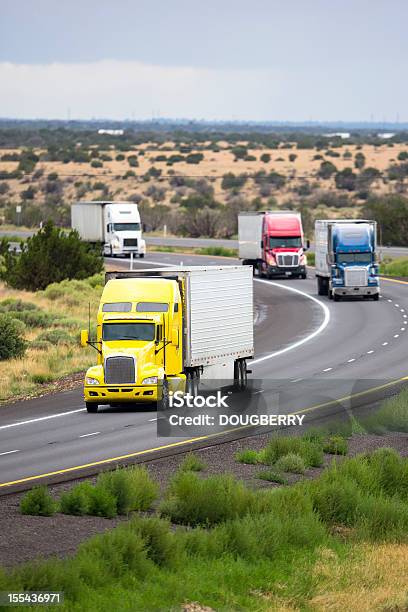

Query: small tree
left=1, top=221, right=103, bottom=291
left=335, top=167, right=357, bottom=191
left=0, top=315, right=27, bottom=360
left=318, top=161, right=337, bottom=179
left=355, top=152, right=366, bottom=170
left=260, top=153, right=271, bottom=163
left=289, top=153, right=297, bottom=162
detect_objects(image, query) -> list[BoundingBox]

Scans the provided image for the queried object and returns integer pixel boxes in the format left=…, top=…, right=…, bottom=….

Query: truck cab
left=239, top=211, right=308, bottom=279
left=103, top=202, right=146, bottom=258
left=315, top=220, right=379, bottom=301
left=82, top=278, right=184, bottom=412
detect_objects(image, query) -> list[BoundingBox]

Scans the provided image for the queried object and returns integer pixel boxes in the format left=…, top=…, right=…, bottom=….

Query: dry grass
left=311, top=543, right=408, bottom=611
left=0, top=280, right=101, bottom=403
left=0, top=142, right=406, bottom=212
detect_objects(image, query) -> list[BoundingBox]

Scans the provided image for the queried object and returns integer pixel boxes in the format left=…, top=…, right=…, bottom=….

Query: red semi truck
left=238, top=211, right=309, bottom=278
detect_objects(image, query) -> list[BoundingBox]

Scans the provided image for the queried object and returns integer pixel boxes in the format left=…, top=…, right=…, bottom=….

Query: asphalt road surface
left=1, top=252, right=408, bottom=489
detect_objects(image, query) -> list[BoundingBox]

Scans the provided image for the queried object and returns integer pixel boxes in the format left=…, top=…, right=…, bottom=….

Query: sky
left=0, top=0, right=407, bottom=122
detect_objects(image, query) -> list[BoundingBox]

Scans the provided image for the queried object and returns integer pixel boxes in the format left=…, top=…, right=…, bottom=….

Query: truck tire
left=86, top=402, right=98, bottom=413
left=158, top=379, right=169, bottom=411
left=373, top=293, right=379, bottom=301
left=300, top=273, right=307, bottom=279
left=139, top=253, right=145, bottom=258
left=333, top=293, right=340, bottom=302
left=234, top=359, right=248, bottom=391
left=317, top=277, right=325, bottom=296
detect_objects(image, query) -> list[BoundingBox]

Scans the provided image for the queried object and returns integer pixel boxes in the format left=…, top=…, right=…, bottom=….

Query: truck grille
left=105, top=356, right=135, bottom=384
left=345, top=267, right=367, bottom=287
left=276, top=254, right=299, bottom=267
left=123, top=238, right=138, bottom=247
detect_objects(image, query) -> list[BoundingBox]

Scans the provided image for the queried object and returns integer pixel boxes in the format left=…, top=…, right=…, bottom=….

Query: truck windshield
left=269, top=237, right=301, bottom=248
left=102, top=322, right=155, bottom=341
left=337, top=253, right=372, bottom=264
left=113, top=223, right=141, bottom=231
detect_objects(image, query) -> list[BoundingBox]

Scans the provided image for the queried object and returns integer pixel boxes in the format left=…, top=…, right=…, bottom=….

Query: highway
left=1, top=229, right=408, bottom=259
left=1, top=251, right=408, bottom=490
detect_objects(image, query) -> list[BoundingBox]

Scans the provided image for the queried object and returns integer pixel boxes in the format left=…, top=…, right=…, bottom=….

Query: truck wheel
left=373, top=293, right=379, bottom=301
left=300, top=273, right=307, bottom=279
left=86, top=402, right=98, bottom=413
left=234, top=359, right=247, bottom=391
left=139, top=253, right=145, bottom=258
left=329, top=289, right=333, bottom=300
left=333, top=293, right=340, bottom=302
left=158, top=380, right=169, bottom=411
left=317, top=277, right=325, bottom=296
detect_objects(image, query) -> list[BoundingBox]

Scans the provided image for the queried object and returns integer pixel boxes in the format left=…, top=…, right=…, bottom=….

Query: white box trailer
left=238, top=212, right=263, bottom=260
left=105, top=265, right=254, bottom=378
left=71, top=201, right=146, bottom=257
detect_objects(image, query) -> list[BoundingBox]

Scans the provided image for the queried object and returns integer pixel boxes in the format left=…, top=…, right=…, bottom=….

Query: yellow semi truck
left=81, top=266, right=254, bottom=413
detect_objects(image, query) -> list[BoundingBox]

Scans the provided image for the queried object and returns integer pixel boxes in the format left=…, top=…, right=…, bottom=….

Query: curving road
left=0, top=252, right=408, bottom=490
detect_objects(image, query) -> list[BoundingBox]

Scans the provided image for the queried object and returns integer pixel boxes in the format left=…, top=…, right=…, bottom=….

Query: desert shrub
left=235, top=449, right=259, bottom=464
left=261, top=435, right=323, bottom=468
left=97, top=467, right=158, bottom=514
left=1, top=221, right=103, bottom=291
left=78, top=526, right=150, bottom=579
left=160, top=472, right=256, bottom=526
left=0, top=315, right=27, bottom=360
left=11, top=310, right=57, bottom=328
left=30, top=339, right=51, bottom=351
left=129, top=516, right=177, bottom=567
left=90, top=159, right=103, bottom=168
left=318, top=160, right=337, bottom=178
left=0, top=298, right=39, bottom=312
left=256, top=470, right=288, bottom=484
left=311, top=478, right=362, bottom=526
left=20, top=486, right=56, bottom=516
left=36, top=329, right=75, bottom=345
left=60, top=482, right=93, bottom=515
left=260, top=153, right=271, bottom=163
left=87, top=486, right=117, bottom=518
left=275, top=453, right=306, bottom=474
left=30, top=373, right=54, bottom=384
left=179, top=453, right=207, bottom=472
left=323, top=435, right=348, bottom=455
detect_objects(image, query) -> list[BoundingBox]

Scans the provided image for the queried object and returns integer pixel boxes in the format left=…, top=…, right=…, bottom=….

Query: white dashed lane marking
left=79, top=432, right=100, bottom=438
left=0, top=450, right=20, bottom=457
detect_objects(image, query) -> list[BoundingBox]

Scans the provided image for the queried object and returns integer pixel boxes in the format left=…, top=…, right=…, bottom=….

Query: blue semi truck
left=315, top=219, right=379, bottom=301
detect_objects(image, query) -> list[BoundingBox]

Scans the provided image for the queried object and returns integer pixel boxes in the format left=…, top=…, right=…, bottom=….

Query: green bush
left=87, top=486, right=117, bottom=518
left=36, top=329, right=75, bottom=345
left=0, top=314, right=27, bottom=360
left=129, top=516, right=177, bottom=567
left=97, top=467, right=158, bottom=514
left=20, top=486, right=56, bottom=516
left=261, top=435, right=324, bottom=468
left=160, top=472, right=256, bottom=526
left=311, top=478, right=362, bottom=526
left=357, top=494, right=408, bottom=540
left=59, top=483, right=93, bottom=515
left=11, top=310, right=57, bottom=328
left=30, top=373, right=54, bottom=384
left=234, top=449, right=259, bottom=464
left=196, top=246, right=237, bottom=257
left=0, top=298, right=39, bottom=312
left=323, top=435, right=348, bottom=455
left=306, top=251, right=315, bottom=266
left=1, top=221, right=103, bottom=291
left=275, top=453, right=306, bottom=474
left=179, top=453, right=207, bottom=472
left=256, top=469, right=288, bottom=484
left=362, top=389, right=408, bottom=433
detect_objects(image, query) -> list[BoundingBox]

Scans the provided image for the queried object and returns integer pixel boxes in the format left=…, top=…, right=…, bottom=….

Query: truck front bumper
left=332, top=285, right=379, bottom=297
left=84, top=385, right=158, bottom=404
left=268, top=265, right=306, bottom=277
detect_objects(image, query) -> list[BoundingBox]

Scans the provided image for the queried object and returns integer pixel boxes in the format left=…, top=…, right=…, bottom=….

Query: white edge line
left=252, top=279, right=331, bottom=365
left=0, top=409, right=86, bottom=431
left=0, top=449, right=20, bottom=456
left=79, top=432, right=100, bottom=438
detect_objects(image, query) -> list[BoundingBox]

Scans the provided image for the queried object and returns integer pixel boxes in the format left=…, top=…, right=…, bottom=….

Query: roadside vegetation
left=0, top=272, right=102, bottom=402
left=380, top=256, right=408, bottom=277
left=5, top=389, right=408, bottom=609
left=8, top=440, right=408, bottom=611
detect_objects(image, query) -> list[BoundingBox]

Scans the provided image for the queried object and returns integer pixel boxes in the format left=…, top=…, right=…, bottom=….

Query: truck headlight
left=142, top=376, right=158, bottom=385
left=86, top=377, right=99, bottom=385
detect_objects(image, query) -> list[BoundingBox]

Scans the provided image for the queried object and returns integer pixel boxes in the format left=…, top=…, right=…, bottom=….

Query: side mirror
left=306, top=239, right=310, bottom=250
left=260, top=240, right=264, bottom=249
left=80, top=329, right=89, bottom=347
left=171, top=329, right=178, bottom=346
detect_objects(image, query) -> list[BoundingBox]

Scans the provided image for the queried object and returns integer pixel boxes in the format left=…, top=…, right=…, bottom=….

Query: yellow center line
left=1, top=374, right=408, bottom=489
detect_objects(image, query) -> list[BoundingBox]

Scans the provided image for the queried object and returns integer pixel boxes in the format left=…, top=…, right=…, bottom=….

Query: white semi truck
left=71, top=201, right=146, bottom=258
